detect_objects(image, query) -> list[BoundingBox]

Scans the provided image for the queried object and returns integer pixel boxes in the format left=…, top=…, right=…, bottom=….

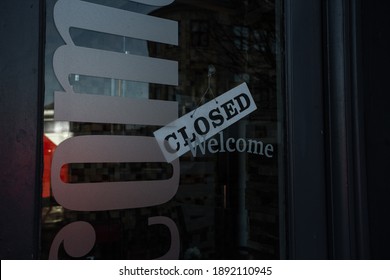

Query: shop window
left=42, top=0, right=284, bottom=260
left=191, top=20, right=209, bottom=47
left=233, top=25, right=250, bottom=51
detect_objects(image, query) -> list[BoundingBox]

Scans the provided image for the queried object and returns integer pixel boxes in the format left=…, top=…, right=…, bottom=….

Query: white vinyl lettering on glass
left=49, top=0, right=180, bottom=259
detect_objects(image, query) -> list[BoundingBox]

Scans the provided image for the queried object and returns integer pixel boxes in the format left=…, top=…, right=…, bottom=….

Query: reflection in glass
left=42, top=0, right=284, bottom=259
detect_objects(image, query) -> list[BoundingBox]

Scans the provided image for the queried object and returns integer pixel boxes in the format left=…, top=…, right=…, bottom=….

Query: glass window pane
left=42, top=0, right=285, bottom=260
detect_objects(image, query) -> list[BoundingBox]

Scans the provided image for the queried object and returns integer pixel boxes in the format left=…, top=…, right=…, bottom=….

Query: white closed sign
left=154, top=83, right=257, bottom=162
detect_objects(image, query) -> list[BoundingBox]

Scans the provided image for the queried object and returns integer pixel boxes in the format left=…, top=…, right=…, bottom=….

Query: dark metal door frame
left=285, top=0, right=372, bottom=259
left=284, top=0, right=329, bottom=259
left=0, top=0, right=45, bottom=259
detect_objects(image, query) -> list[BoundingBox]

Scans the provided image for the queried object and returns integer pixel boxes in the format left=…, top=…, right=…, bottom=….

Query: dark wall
left=0, top=1, right=43, bottom=259
left=361, top=1, right=390, bottom=259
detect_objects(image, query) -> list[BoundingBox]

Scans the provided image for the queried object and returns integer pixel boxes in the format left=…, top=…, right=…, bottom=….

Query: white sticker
left=154, top=83, right=257, bottom=162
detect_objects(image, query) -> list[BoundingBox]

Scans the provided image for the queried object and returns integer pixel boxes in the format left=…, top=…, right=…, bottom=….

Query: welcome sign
left=154, top=83, right=257, bottom=162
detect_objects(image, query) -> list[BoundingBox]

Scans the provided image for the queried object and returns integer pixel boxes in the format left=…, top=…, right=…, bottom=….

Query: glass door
left=41, top=0, right=285, bottom=260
